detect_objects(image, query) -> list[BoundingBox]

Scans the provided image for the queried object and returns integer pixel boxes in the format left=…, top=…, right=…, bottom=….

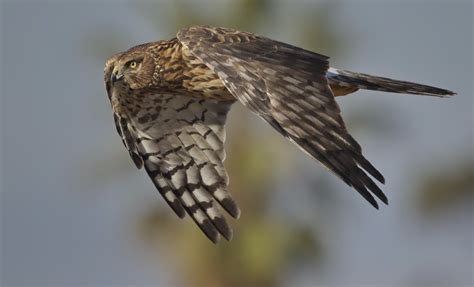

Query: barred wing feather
left=178, top=26, right=388, bottom=209
left=116, top=94, right=239, bottom=243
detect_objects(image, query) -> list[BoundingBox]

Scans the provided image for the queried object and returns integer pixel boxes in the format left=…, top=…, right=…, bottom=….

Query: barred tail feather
left=327, top=68, right=456, bottom=97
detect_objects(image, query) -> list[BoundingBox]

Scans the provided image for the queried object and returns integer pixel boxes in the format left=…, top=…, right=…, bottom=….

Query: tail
left=327, top=67, right=456, bottom=98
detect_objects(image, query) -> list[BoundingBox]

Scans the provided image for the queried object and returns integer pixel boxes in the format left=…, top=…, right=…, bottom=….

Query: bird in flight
left=104, top=26, right=455, bottom=243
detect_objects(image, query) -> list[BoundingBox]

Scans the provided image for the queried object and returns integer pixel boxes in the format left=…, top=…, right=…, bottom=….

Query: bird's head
left=104, top=43, right=158, bottom=93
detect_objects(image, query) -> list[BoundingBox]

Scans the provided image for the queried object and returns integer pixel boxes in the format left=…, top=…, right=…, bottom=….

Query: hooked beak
left=110, top=65, right=124, bottom=84
left=110, top=72, right=123, bottom=83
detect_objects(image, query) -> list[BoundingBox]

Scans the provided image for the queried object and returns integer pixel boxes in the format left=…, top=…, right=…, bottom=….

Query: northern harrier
left=104, top=26, right=455, bottom=243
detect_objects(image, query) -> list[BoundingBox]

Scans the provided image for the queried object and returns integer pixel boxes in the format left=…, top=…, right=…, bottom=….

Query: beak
left=110, top=65, right=124, bottom=83
left=110, top=72, right=123, bottom=83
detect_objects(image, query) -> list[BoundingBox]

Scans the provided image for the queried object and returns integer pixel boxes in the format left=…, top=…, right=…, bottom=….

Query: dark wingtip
left=354, top=154, right=385, bottom=184
left=130, top=152, right=144, bottom=169
left=200, top=218, right=221, bottom=244
left=364, top=176, right=388, bottom=205
left=220, top=197, right=241, bottom=219
left=355, top=185, right=379, bottom=209
left=379, top=171, right=386, bottom=184
left=213, top=216, right=233, bottom=241
left=359, top=171, right=388, bottom=206
left=436, top=89, right=457, bottom=98
left=423, top=87, right=457, bottom=98
left=371, top=200, right=380, bottom=210
left=375, top=171, right=386, bottom=184
left=378, top=192, right=389, bottom=206
left=170, top=200, right=187, bottom=218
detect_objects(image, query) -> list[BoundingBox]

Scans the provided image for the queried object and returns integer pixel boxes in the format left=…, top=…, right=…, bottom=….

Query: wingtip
left=360, top=189, right=379, bottom=210
left=171, top=203, right=187, bottom=219
left=379, top=194, right=389, bottom=206
left=371, top=201, right=380, bottom=210
left=212, top=216, right=234, bottom=241
left=220, top=197, right=241, bottom=219
left=371, top=194, right=388, bottom=208
left=209, top=234, right=221, bottom=244
left=369, top=200, right=379, bottom=210
left=447, top=91, right=457, bottom=97
left=201, top=218, right=221, bottom=244
left=378, top=174, right=386, bottom=185
left=438, top=90, right=456, bottom=98
left=432, top=89, right=457, bottom=98
left=233, top=207, right=242, bottom=220
left=371, top=197, right=389, bottom=209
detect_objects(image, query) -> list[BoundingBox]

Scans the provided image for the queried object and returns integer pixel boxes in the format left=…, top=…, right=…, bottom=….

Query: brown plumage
left=104, top=25, right=455, bottom=243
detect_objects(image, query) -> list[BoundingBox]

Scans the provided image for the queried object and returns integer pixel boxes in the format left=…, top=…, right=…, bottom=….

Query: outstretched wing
left=135, top=96, right=240, bottom=243
left=105, top=70, right=239, bottom=243
left=178, top=26, right=388, bottom=208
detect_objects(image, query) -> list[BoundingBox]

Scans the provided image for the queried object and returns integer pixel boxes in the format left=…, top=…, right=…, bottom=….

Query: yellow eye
left=129, top=61, right=137, bottom=69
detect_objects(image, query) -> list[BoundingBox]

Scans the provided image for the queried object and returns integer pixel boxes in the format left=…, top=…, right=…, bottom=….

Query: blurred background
left=1, top=0, right=472, bottom=286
